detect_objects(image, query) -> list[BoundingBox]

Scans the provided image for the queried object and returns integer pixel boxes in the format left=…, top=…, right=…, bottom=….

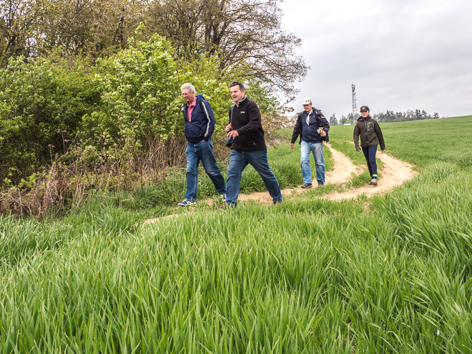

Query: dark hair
left=230, top=81, right=245, bottom=91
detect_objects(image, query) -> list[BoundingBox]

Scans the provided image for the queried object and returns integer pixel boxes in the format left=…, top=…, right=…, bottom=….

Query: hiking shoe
left=317, top=181, right=324, bottom=187
left=178, top=199, right=196, bottom=207
left=370, top=178, right=378, bottom=186
left=273, top=200, right=283, bottom=206
left=216, top=203, right=236, bottom=210
left=221, top=194, right=227, bottom=202
left=301, top=183, right=312, bottom=189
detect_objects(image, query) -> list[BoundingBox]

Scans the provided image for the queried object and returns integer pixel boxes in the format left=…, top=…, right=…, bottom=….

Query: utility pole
left=352, top=84, right=357, bottom=124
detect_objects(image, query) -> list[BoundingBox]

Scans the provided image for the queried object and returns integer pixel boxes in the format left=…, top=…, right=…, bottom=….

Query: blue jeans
left=362, top=145, right=378, bottom=178
left=226, top=149, right=282, bottom=206
left=300, top=141, right=325, bottom=184
left=185, top=139, right=226, bottom=201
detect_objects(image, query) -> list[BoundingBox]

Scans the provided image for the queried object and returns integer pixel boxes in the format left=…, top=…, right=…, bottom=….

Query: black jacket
left=229, top=97, right=267, bottom=151
left=291, top=109, right=330, bottom=144
left=182, top=94, right=215, bottom=143
left=353, top=116, right=385, bottom=150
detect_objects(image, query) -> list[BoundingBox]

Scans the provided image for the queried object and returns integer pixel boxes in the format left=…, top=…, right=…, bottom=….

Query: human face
left=360, top=110, right=369, bottom=118
left=182, top=89, right=195, bottom=105
left=230, top=85, right=245, bottom=102
left=303, top=104, right=312, bottom=112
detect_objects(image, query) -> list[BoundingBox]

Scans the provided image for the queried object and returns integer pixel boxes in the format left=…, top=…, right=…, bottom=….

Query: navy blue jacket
left=182, top=94, right=216, bottom=143
left=291, top=109, right=330, bottom=144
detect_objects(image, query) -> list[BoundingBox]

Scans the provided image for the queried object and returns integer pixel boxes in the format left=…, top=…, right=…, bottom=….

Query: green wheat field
left=1, top=116, right=472, bottom=353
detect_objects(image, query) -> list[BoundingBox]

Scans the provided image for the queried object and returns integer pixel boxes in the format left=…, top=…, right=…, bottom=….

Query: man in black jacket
left=223, top=82, right=282, bottom=206
left=290, top=98, right=330, bottom=187
left=178, top=83, right=226, bottom=206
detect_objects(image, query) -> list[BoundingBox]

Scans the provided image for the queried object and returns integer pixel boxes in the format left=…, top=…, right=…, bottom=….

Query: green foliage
left=82, top=35, right=180, bottom=151
left=0, top=56, right=102, bottom=180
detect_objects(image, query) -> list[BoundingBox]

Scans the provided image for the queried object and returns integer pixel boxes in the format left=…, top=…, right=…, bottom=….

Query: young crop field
left=1, top=116, right=472, bottom=353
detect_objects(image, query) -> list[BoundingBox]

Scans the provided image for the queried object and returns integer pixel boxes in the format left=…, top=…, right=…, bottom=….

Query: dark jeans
left=185, top=139, right=226, bottom=201
left=362, top=144, right=378, bottom=178
left=226, top=149, right=282, bottom=206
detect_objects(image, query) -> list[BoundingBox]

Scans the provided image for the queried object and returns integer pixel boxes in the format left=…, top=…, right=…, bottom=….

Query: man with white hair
left=178, top=83, right=226, bottom=206
left=290, top=98, right=330, bottom=188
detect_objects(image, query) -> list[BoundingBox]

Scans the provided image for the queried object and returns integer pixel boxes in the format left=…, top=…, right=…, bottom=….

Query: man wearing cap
left=290, top=98, right=330, bottom=188
left=178, top=83, right=226, bottom=206
left=353, top=105, right=385, bottom=186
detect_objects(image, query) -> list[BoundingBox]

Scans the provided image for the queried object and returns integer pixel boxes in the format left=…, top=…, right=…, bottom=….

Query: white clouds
left=279, top=0, right=472, bottom=117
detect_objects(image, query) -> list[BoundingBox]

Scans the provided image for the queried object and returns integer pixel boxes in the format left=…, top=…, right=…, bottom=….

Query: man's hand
left=320, top=130, right=326, bottom=137
left=290, top=143, right=294, bottom=149
left=227, top=130, right=239, bottom=139
left=356, top=148, right=361, bottom=152
left=225, top=123, right=232, bottom=132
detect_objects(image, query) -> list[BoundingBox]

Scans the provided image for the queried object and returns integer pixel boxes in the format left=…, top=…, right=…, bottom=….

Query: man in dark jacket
left=223, top=81, right=282, bottom=207
left=353, top=105, right=385, bottom=185
left=290, top=98, right=330, bottom=187
left=178, top=83, right=226, bottom=206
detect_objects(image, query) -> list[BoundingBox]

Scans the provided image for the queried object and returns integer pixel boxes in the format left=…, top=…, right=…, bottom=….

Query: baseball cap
left=360, top=105, right=370, bottom=112
left=302, top=98, right=312, bottom=105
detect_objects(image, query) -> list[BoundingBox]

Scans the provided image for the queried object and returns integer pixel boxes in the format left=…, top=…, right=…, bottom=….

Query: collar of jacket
left=357, top=116, right=372, bottom=121
left=192, top=94, right=205, bottom=106
left=235, top=96, right=247, bottom=107
left=303, top=109, right=314, bottom=117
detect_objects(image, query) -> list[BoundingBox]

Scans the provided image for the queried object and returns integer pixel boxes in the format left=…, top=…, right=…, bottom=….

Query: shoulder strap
left=229, top=105, right=235, bottom=123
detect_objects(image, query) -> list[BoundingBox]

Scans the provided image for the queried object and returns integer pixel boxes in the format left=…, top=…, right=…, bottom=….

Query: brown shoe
left=216, top=204, right=236, bottom=210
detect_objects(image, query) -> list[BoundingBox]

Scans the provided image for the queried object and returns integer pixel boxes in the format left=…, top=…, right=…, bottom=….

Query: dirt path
left=325, top=149, right=418, bottom=201
left=236, top=143, right=361, bottom=204
left=142, top=144, right=418, bottom=224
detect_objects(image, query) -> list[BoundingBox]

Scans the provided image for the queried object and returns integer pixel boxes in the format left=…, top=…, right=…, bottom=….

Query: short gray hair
left=181, top=83, right=196, bottom=93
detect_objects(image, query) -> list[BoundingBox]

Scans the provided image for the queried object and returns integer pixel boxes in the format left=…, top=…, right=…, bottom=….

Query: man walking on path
left=290, top=98, right=330, bottom=188
left=353, top=105, right=386, bottom=186
left=223, top=81, right=282, bottom=207
left=178, top=83, right=226, bottom=206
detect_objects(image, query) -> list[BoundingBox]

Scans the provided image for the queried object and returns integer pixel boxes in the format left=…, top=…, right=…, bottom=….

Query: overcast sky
left=278, top=0, right=472, bottom=118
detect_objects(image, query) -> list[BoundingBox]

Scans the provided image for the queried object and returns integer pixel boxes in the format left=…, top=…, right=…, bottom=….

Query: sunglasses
left=360, top=110, right=368, bottom=112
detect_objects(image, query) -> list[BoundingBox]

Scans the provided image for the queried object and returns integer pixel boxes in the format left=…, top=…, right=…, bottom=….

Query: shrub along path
left=143, top=143, right=417, bottom=224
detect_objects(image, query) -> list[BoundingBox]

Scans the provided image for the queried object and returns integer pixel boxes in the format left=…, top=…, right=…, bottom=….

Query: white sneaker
left=178, top=200, right=196, bottom=206
left=370, top=178, right=378, bottom=186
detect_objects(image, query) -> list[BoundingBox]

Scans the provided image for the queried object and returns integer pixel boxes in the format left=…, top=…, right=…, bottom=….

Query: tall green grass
left=1, top=116, right=472, bottom=353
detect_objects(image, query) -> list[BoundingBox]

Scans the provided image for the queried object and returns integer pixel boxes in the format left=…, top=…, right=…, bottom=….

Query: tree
left=36, top=0, right=145, bottom=58
left=146, top=0, right=308, bottom=96
left=0, top=0, right=54, bottom=61
left=329, top=114, right=338, bottom=126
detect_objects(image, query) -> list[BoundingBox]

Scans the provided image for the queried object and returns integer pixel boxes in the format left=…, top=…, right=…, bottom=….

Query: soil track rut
left=143, top=143, right=418, bottom=224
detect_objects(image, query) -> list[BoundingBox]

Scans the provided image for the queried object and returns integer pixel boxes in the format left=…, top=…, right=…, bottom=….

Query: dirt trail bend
left=237, top=143, right=360, bottom=204
left=142, top=144, right=418, bottom=224
left=325, top=149, right=418, bottom=201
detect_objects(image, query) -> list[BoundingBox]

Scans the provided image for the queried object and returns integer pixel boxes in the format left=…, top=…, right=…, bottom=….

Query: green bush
left=0, top=57, right=102, bottom=182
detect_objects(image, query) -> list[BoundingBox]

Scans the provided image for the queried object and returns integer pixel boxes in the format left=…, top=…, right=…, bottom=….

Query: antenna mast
left=352, top=84, right=357, bottom=124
